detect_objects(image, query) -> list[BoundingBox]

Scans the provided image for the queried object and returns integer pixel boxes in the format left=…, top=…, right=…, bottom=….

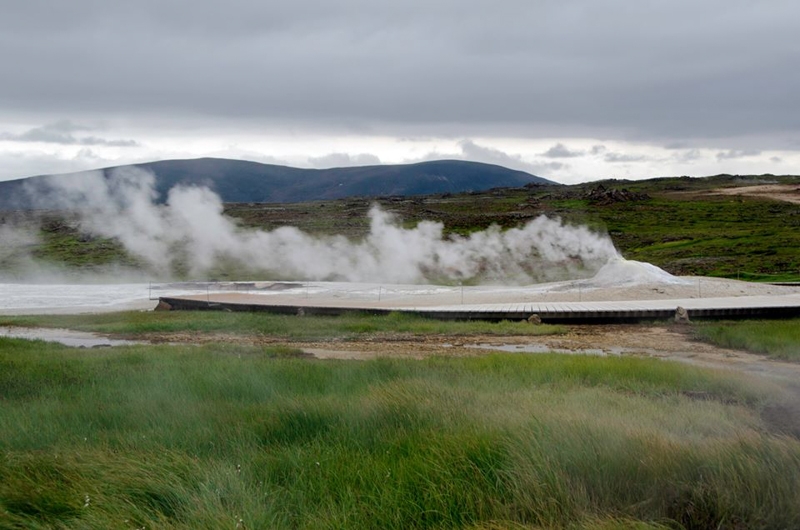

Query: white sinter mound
left=586, top=258, right=689, bottom=287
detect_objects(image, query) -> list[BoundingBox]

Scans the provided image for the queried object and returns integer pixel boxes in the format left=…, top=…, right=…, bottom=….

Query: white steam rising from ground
left=0, top=222, right=43, bottom=278
left=20, top=167, right=622, bottom=284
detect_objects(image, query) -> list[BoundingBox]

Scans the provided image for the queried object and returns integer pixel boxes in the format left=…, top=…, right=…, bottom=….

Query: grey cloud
left=0, top=149, right=117, bottom=180
left=413, top=139, right=565, bottom=177
left=457, top=139, right=557, bottom=175
left=1, top=121, right=139, bottom=147
left=308, top=152, right=381, bottom=168
left=770, top=156, right=783, bottom=163
left=673, top=149, right=703, bottom=162
left=590, top=145, right=607, bottom=155
left=457, top=139, right=523, bottom=166
left=664, top=142, right=693, bottom=150
left=532, top=161, right=566, bottom=173
left=541, top=143, right=584, bottom=158
left=604, top=152, right=650, bottom=163
left=0, top=0, right=798, bottom=147
left=716, top=149, right=762, bottom=160
left=34, top=120, right=91, bottom=133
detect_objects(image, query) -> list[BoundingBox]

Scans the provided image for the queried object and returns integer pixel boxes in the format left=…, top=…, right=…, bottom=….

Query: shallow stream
left=0, top=326, right=143, bottom=348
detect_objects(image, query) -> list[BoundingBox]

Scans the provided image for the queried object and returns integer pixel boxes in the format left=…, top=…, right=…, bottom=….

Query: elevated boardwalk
left=159, top=293, right=800, bottom=323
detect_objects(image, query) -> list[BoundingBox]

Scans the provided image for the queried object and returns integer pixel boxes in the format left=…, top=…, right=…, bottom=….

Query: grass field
left=0, top=311, right=567, bottom=341
left=1, top=335, right=798, bottom=529
left=694, top=318, right=800, bottom=361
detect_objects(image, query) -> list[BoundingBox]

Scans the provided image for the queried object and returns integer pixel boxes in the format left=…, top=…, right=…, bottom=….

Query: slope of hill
left=0, top=158, right=553, bottom=209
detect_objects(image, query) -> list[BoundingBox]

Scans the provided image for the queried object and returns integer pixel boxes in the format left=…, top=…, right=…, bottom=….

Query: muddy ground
left=137, top=323, right=795, bottom=378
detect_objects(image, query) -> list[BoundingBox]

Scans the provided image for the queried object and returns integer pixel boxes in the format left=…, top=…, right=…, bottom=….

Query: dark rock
left=586, top=184, right=650, bottom=205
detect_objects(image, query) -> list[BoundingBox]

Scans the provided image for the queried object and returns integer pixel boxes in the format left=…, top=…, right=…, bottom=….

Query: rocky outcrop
left=586, top=184, right=650, bottom=205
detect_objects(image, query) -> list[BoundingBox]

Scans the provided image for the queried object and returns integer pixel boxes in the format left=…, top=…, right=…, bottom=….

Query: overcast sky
left=1, top=0, right=798, bottom=184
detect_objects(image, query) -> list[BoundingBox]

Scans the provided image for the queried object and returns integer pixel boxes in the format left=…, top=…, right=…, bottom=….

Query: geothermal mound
left=586, top=258, right=689, bottom=287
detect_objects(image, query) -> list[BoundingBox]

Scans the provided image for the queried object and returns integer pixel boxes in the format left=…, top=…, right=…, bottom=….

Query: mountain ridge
left=0, top=157, right=554, bottom=209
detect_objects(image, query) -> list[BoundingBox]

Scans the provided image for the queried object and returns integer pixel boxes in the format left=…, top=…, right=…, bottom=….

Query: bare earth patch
left=710, top=184, right=800, bottom=204
left=134, top=324, right=800, bottom=379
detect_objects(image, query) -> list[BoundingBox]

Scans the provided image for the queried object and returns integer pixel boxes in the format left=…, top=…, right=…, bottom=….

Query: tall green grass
left=1, top=338, right=797, bottom=529
left=0, top=310, right=565, bottom=340
left=694, top=318, right=800, bottom=361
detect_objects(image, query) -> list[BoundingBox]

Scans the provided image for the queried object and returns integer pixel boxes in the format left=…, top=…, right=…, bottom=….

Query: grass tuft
left=694, top=318, right=800, bottom=361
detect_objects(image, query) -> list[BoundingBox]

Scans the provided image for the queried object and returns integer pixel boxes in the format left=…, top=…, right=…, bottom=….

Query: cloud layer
left=0, top=121, right=138, bottom=147
left=1, top=1, right=798, bottom=181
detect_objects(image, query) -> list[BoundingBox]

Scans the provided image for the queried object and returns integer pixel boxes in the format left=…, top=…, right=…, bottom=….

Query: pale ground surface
left=171, top=275, right=799, bottom=309
left=0, top=283, right=210, bottom=315
left=710, top=183, right=800, bottom=204
left=170, top=257, right=798, bottom=309
left=3, top=266, right=797, bottom=315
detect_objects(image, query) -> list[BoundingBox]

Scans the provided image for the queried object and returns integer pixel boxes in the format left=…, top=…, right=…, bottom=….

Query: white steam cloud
left=24, top=168, right=620, bottom=284
left=0, top=221, right=41, bottom=279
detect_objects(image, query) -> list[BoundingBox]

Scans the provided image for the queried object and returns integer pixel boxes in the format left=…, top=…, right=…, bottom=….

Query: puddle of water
left=468, top=343, right=619, bottom=356
left=0, top=326, right=143, bottom=348
left=302, top=348, right=372, bottom=360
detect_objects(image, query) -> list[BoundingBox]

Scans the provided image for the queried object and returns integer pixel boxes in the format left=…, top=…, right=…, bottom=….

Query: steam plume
left=23, top=168, right=620, bottom=284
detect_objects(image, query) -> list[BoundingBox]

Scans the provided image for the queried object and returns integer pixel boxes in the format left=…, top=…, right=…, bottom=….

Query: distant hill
left=0, top=158, right=554, bottom=209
